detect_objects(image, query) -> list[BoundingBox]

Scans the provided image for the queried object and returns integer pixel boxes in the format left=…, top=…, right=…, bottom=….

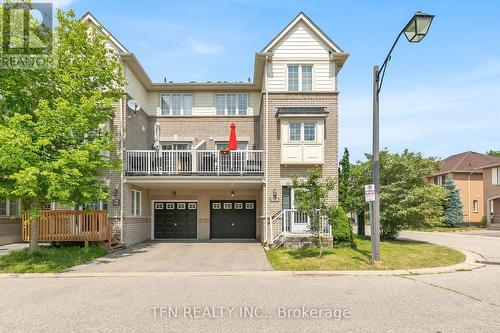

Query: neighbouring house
left=427, top=151, right=500, bottom=224
left=64, top=11, right=349, bottom=247
left=479, top=161, right=500, bottom=226
left=0, top=199, right=21, bottom=246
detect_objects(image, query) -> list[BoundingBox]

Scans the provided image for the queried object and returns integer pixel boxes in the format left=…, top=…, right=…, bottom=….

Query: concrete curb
left=0, top=249, right=485, bottom=279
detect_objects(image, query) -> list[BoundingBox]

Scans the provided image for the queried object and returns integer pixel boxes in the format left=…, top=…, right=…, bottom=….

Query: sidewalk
left=0, top=243, right=28, bottom=257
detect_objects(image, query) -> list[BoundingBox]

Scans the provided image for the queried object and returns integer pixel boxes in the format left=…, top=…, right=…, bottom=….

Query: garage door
left=210, top=200, right=256, bottom=239
left=154, top=202, right=197, bottom=239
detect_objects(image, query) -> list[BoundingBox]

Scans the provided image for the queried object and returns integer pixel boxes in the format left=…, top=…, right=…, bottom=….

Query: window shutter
left=493, top=168, right=498, bottom=185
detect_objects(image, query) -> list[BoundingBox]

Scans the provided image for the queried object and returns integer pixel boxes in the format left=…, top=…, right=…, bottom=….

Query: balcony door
left=160, top=142, right=192, bottom=173
left=162, top=142, right=192, bottom=151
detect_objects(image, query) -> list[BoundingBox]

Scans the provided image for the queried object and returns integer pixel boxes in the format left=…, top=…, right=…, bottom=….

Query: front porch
left=267, top=209, right=332, bottom=248
left=22, top=210, right=122, bottom=249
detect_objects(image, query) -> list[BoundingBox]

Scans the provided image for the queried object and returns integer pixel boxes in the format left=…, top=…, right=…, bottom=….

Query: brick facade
left=259, top=92, right=339, bottom=242
left=483, top=166, right=500, bottom=224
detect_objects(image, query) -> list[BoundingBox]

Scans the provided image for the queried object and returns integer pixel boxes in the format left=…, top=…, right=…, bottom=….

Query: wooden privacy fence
left=22, top=210, right=111, bottom=245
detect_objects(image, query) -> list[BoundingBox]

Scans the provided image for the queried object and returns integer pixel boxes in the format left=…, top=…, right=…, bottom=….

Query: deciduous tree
left=0, top=8, right=124, bottom=254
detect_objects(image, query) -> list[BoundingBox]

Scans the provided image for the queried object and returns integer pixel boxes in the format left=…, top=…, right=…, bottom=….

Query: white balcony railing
left=125, top=150, right=264, bottom=176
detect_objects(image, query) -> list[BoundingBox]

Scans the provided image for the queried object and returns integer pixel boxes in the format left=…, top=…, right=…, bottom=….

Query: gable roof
left=80, top=12, right=128, bottom=53
left=261, top=12, right=344, bottom=53
left=432, top=151, right=500, bottom=175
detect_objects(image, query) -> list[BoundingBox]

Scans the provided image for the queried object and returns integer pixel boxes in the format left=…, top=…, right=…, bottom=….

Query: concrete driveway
left=68, top=240, right=273, bottom=272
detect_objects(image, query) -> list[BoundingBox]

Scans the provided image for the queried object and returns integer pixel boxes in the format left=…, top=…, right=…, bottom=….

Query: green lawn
left=407, top=224, right=485, bottom=232
left=266, top=237, right=465, bottom=271
left=0, top=245, right=107, bottom=273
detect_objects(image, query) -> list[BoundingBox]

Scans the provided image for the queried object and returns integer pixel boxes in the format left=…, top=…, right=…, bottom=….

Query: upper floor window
left=216, top=94, right=248, bottom=116
left=288, top=65, right=313, bottom=92
left=160, top=94, right=193, bottom=116
left=493, top=168, right=500, bottom=185
left=289, top=122, right=316, bottom=142
left=0, top=198, right=20, bottom=216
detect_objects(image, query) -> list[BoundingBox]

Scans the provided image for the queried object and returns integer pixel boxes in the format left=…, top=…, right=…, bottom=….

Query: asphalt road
left=1, top=231, right=499, bottom=332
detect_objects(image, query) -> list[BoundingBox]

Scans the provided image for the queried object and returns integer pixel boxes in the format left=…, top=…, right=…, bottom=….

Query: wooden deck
left=22, top=210, right=111, bottom=246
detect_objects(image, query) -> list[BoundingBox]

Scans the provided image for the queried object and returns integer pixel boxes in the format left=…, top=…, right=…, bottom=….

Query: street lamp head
left=403, top=11, right=435, bottom=43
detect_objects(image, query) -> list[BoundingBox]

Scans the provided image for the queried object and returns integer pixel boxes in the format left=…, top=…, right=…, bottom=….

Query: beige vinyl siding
left=124, top=63, right=149, bottom=113
left=271, top=22, right=330, bottom=61
left=266, top=22, right=336, bottom=92
left=314, top=62, right=336, bottom=91
left=150, top=91, right=261, bottom=116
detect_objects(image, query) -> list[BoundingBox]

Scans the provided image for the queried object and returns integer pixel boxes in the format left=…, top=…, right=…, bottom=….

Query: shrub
left=328, top=206, right=354, bottom=247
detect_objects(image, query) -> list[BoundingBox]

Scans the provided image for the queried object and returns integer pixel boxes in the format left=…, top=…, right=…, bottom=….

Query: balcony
left=125, top=150, right=264, bottom=176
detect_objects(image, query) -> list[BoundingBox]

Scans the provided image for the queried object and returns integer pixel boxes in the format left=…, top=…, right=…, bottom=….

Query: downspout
left=467, top=171, right=473, bottom=225
left=119, top=64, right=125, bottom=243
left=264, top=54, right=270, bottom=244
left=119, top=95, right=125, bottom=242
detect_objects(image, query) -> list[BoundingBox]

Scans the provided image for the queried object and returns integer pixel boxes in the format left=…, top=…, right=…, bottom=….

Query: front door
left=154, top=201, right=197, bottom=239
left=210, top=200, right=256, bottom=239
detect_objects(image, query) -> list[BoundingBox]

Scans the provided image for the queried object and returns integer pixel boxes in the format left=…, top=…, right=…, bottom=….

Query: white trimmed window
left=0, top=199, right=20, bottom=216
left=160, top=94, right=193, bottom=116
left=131, top=190, right=141, bottom=216
left=288, top=64, right=313, bottom=92
left=288, top=122, right=316, bottom=142
left=472, top=200, right=479, bottom=213
left=492, top=168, right=500, bottom=185
left=435, top=175, right=444, bottom=187
left=215, top=94, right=248, bottom=116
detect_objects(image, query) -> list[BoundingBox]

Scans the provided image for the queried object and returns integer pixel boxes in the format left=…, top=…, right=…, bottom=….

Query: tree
left=291, top=167, right=336, bottom=257
left=443, top=176, right=463, bottom=226
left=351, top=149, right=447, bottom=239
left=0, top=9, right=124, bottom=254
left=338, top=147, right=357, bottom=213
left=487, top=150, right=500, bottom=158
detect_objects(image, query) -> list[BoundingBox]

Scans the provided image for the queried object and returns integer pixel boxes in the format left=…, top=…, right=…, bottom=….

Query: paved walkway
left=0, top=243, right=28, bottom=257
left=68, top=240, right=273, bottom=272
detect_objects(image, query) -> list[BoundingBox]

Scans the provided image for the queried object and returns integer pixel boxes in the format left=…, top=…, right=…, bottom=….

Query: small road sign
left=365, top=184, right=375, bottom=202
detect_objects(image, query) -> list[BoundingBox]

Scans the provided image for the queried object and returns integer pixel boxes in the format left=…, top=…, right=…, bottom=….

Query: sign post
left=364, top=184, right=379, bottom=263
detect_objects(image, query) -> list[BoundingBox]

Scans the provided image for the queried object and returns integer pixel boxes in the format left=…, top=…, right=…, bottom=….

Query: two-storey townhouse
left=81, top=12, right=348, bottom=247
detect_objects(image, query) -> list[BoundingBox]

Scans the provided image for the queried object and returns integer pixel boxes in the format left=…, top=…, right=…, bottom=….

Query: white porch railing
left=125, top=150, right=264, bottom=176
left=269, top=209, right=331, bottom=244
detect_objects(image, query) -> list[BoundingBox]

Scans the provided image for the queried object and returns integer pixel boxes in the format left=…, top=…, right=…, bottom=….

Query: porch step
left=272, top=235, right=285, bottom=248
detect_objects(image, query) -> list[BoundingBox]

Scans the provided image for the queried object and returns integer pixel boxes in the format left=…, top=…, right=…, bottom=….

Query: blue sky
left=60, top=0, right=500, bottom=161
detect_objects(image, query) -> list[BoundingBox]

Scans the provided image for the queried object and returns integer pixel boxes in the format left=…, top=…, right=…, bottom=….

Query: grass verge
left=0, top=245, right=107, bottom=273
left=407, top=224, right=485, bottom=232
left=266, top=236, right=465, bottom=271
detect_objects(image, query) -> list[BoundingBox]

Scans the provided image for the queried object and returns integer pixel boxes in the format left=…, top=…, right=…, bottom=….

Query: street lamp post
left=371, top=12, right=435, bottom=263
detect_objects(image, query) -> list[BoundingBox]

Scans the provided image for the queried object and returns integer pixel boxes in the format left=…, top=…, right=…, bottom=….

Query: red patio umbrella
left=228, top=123, right=238, bottom=150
